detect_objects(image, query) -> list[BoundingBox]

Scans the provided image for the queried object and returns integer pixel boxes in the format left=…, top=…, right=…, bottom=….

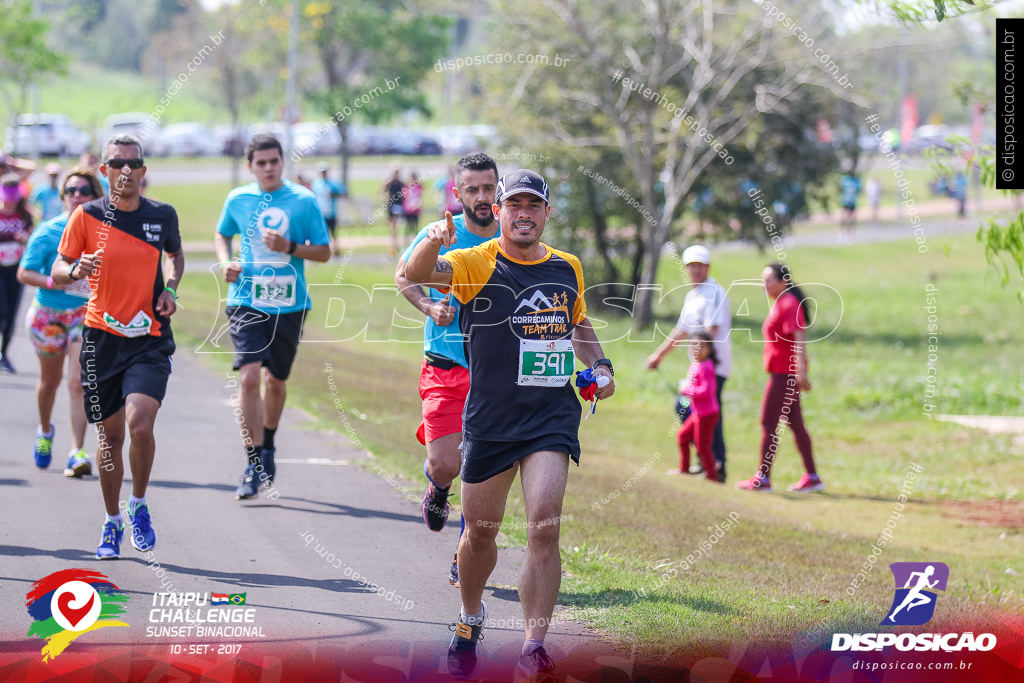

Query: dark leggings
left=0, top=266, right=23, bottom=357
left=758, top=372, right=815, bottom=479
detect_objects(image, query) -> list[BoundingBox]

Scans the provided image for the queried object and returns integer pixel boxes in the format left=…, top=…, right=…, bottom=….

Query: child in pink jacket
left=671, top=332, right=721, bottom=482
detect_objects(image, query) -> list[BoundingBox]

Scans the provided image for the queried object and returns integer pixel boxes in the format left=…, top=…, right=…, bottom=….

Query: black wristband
left=287, top=240, right=298, bottom=255
left=593, top=358, right=614, bottom=376
left=68, top=258, right=81, bottom=281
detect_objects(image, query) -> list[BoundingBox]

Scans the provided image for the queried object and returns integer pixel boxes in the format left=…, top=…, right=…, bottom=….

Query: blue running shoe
left=96, top=520, right=123, bottom=559
left=34, top=426, right=54, bottom=468
left=448, top=552, right=460, bottom=587
left=127, top=501, right=156, bottom=551
left=235, top=463, right=260, bottom=500
left=260, top=447, right=276, bottom=487
left=64, top=449, right=92, bottom=478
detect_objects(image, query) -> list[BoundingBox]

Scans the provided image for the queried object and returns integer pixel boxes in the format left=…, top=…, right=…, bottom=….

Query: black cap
left=496, top=168, right=549, bottom=203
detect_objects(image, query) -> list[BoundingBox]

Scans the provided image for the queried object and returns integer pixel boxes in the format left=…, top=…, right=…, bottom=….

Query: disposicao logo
left=831, top=562, right=996, bottom=653
left=25, top=569, right=130, bottom=661
left=883, top=562, right=947, bottom=626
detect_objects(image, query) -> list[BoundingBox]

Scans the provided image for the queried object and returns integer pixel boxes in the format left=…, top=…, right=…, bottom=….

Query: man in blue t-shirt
left=394, top=153, right=500, bottom=583
left=214, top=134, right=331, bottom=500
left=312, top=162, right=346, bottom=256
left=31, top=164, right=64, bottom=221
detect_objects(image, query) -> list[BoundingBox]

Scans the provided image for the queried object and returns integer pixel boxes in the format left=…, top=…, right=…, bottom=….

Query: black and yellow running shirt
left=439, top=239, right=587, bottom=441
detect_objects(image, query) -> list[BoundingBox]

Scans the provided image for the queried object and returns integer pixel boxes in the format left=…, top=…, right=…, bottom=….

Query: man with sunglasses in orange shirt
left=52, top=134, right=184, bottom=560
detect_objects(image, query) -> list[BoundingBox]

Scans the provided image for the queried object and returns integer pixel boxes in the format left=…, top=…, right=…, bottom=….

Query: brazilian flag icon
left=228, top=593, right=247, bottom=605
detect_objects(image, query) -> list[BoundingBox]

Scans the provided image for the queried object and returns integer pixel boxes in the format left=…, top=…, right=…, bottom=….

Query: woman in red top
left=669, top=332, right=721, bottom=482
left=737, top=262, right=823, bottom=493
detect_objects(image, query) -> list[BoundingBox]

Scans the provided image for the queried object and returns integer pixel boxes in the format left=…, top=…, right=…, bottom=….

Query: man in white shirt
left=646, top=244, right=731, bottom=481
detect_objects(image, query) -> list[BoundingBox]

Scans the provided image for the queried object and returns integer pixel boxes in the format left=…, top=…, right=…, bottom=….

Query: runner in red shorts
left=394, top=153, right=500, bottom=584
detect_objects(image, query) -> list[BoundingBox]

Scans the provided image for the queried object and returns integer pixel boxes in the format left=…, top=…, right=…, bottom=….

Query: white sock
left=460, top=604, right=486, bottom=625
left=129, top=495, right=145, bottom=511
left=38, top=424, right=53, bottom=437
left=522, top=639, right=544, bottom=656
left=106, top=514, right=122, bottom=527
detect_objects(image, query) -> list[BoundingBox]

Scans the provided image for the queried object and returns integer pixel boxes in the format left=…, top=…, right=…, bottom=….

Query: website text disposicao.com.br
left=850, top=660, right=974, bottom=672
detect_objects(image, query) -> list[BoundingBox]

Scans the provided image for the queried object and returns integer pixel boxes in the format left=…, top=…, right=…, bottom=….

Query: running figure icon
left=887, top=564, right=939, bottom=623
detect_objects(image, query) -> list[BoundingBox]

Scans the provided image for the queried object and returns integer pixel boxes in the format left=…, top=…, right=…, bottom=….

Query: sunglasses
left=64, top=186, right=95, bottom=197
left=105, top=158, right=144, bottom=170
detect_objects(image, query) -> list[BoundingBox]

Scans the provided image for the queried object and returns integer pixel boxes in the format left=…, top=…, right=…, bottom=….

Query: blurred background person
left=402, top=171, right=423, bottom=239
left=838, top=170, right=861, bottom=244
left=313, top=162, right=346, bottom=256
left=78, top=151, right=109, bottom=194
left=866, top=177, right=881, bottom=224
left=383, top=168, right=405, bottom=256
left=0, top=152, right=36, bottom=197
left=0, top=173, right=35, bottom=373
left=31, top=163, right=64, bottom=222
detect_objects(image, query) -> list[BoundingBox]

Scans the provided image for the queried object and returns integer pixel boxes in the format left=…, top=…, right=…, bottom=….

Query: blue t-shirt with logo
left=216, top=180, right=329, bottom=313
left=31, top=186, right=63, bottom=222
left=20, top=213, right=92, bottom=310
left=399, top=213, right=499, bottom=368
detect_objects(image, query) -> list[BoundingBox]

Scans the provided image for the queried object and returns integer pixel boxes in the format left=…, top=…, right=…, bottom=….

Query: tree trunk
left=337, top=121, right=350, bottom=191
left=634, top=216, right=671, bottom=330
left=584, top=177, right=619, bottom=286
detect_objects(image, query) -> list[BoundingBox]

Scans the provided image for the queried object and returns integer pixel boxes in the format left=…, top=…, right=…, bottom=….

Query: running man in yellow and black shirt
left=405, top=169, right=615, bottom=681
left=53, top=134, right=184, bottom=561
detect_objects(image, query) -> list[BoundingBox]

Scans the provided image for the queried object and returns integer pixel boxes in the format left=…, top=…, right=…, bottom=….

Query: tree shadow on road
left=144, top=480, right=423, bottom=524
left=0, top=544, right=96, bottom=562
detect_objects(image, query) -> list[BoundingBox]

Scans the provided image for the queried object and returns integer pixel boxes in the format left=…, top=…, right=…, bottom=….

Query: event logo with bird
left=25, top=569, right=130, bottom=661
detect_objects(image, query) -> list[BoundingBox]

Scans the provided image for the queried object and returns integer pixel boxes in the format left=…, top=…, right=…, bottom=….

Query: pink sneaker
left=736, top=475, right=772, bottom=492
left=787, top=474, right=824, bottom=492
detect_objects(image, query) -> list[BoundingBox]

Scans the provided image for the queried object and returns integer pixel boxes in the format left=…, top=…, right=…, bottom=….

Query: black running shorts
left=460, top=433, right=580, bottom=484
left=80, top=327, right=175, bottom=424
left=226, top=305, right=306, bottom=380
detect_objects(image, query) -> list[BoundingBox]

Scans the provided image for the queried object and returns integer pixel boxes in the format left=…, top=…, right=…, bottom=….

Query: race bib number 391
left=518, top=339, right=574, bottom=387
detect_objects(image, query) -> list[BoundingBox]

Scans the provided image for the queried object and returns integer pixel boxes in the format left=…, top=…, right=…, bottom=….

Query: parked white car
left=153, top=123, right=220, bottom=157
left=100, top=113, right=161, bottom=151
left=4, top=114, right=91, bottom=157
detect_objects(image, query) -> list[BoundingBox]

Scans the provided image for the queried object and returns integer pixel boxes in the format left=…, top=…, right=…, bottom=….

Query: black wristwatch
left=68, top=258, right=82, bottom=281
left=593, top=358, right=614, bottom=376
left=287, top=240, right=298, bottom=254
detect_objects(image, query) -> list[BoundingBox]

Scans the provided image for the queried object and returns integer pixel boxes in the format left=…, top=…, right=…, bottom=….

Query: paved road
left=0, top=296, right=619, bottom=677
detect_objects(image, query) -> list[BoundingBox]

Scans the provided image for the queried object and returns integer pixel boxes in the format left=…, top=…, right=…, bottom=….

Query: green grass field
left=171, top=220, right=1022, bottom=654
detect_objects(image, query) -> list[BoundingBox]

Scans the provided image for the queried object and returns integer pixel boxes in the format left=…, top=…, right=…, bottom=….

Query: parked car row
left=857, top=124, right=993, bottom=154
left=5, top=112, right=496, bottom=158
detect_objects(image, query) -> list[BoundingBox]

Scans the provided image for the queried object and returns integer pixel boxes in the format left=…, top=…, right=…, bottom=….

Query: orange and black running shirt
left=58, top=196, right=181, bottom=339
left=439, top=239, right=587, bottom=442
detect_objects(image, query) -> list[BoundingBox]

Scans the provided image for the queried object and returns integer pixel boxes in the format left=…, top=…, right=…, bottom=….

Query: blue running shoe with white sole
left=96, top=521, right=123, bottom=559
left=64, top=449, right=92, bottom=478
left=236, top=463, right=260, bottom=499
left=34, top=426, right=54, bottom=468
left=127, top=501, right=156, bottom=551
